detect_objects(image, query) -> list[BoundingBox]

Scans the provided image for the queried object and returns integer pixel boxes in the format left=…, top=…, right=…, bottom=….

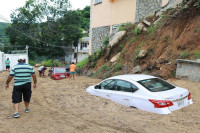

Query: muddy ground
left=0, top=68, right=200, bottom=133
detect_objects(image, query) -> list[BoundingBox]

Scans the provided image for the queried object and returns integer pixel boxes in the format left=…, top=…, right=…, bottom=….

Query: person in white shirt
left=38, top=65, right=46, bottom=77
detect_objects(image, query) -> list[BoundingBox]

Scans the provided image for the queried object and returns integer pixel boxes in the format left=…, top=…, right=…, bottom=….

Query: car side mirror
left=49, top=70, right=53, bottom=72
left=95, top=85, right=101, bottom=89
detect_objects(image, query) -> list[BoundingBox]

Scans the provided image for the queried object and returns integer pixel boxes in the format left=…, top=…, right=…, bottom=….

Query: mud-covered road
left=0, top=68, right=200, bottom=133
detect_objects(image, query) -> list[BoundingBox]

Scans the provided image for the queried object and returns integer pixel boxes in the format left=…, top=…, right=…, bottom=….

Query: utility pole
left=26, top=45, right=29, bottom=63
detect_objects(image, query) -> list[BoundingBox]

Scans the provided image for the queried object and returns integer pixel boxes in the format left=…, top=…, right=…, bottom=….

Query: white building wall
left=0, top=51, right=5, bottom=71
left=4, top=54, right=28, bottom=70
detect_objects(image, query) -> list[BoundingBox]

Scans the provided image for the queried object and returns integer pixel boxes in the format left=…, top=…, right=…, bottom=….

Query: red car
left=48, top=67, right=70, bottom=80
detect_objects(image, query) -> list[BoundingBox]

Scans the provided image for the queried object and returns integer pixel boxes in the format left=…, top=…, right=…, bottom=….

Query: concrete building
left=89, top=0, right=183, bottom=54
left=72, top=37, right=89, bottom=63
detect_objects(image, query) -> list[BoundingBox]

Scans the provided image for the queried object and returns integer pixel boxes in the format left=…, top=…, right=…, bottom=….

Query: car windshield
left=54, top=68, right=66, bottom=73
left=137, top=78, right=175, bottom=92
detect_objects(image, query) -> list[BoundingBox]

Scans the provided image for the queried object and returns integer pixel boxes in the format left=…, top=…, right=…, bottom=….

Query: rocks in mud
left=138, top=50, right=147, bottom=58
left=132, top=65, right=141, bottom=74
left=110, top=52, right=121, bottom=63
left=109, top=30, right=127, bottom=47
left=143, top=20, right=151, bottom=26
left=137, top=19, right=151, bottom=32
left=137, top=23, right=145, bottom=31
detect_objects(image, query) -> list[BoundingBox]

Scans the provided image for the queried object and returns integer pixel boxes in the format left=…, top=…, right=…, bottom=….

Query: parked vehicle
left=48, top=67, right=70, bottom=80
left=86, top=74, right=193, bottom=114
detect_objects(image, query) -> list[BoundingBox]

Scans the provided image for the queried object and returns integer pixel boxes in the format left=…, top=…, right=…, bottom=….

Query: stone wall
left=176, top=59, right=200, bottom=82
left=135, top=0, right=162, bottom=23
left=91, top=26, right=110, bottom=53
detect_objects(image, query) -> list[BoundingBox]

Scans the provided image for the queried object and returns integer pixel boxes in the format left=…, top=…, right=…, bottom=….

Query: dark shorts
left=12, top=82, right=32, bottom=103
left=70, top=72, right=75, bottom=74
left=38, top=70, right=43, bottom=74
left=6, top=66, right=10, bottom=69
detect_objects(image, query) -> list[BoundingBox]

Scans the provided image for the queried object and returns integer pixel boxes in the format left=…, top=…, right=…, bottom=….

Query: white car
left=86, top=74, right=193, bottom=114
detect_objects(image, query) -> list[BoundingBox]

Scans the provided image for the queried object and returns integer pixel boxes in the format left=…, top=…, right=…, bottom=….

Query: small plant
left=114, top=63, right=122, bottom=71
left=99, top=64, right=110, bottom=72
left=172, top=70, right=176, bottom=78
left=29, top=60, right=36, bottom=66
left=164, top=36, right=168, bottom=42
left=133, top=27, right=141, bottom=36
left=129, top=37, right=137, bottom=45
left=194, top=28, right=198, bottom=33
left=181, top=5, right=189, bottom=10
left=194, top=0, right=200, bottom=8
left=103, top=36, right=109, bottom=47
left=179, top=52, right=190, bottom=59
left=148, top=26, right=157, bottom=36
left=134, top=48, right=141, bottom=59
left=194, top=50, right=200, bottom=59
left=118, top=24, right=126, bottom=31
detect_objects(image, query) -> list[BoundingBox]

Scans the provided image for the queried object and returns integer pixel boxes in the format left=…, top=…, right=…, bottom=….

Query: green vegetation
left=172, top=70, right=176, bottom=78
left=129, top=37, right=137, bottom=46
left=148, top=26, right=157, bottom=36
left=43, top=59, right=59, bottom=67
left=103, top=36, right=109, bottom=47
left=194, top=0, right=200, bottom=8
left=119, top=23, right=133, bottom=31
left=194, top=50, right=200, bottom=59
left=179, top=51, right=190, bottom=59
left=29, top=60, right=36, bottom=66
left=163, top=36, right=168, bottom=42
left=133, top=27, right=141, bottom=36
left=4, top=0, right=90, bottom=61
left=77, top=57, right=89, bottom=69
left=114, top=63, right=123, bottom=71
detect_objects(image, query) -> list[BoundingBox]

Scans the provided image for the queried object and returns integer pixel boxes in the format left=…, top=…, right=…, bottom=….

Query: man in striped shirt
left=5, top=57, right=37, bottom=118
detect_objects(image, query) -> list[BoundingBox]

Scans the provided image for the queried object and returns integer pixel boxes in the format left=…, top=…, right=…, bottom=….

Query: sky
left=0, top=0, right=91, bottom=22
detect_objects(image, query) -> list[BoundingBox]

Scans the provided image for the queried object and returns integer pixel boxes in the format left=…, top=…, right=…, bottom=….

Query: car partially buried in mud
left=48, top=67, right=70, bottom=80
left=86, top=74, right=193, bottom=114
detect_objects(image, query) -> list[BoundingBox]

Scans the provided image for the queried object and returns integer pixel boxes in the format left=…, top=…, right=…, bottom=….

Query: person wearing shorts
left=5, top=57, right=37, bottom=118
left=69, top=62, right=76, bottom=79
left=5, top=58, right=10, bottom=71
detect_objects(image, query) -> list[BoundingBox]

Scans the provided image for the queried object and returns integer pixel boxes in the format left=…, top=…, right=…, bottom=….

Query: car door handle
left=106, top=94, right=110, bottom=97
left=123, top=98, right=129, bottom=101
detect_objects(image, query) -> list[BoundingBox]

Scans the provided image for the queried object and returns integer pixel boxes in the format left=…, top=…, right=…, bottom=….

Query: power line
left=0, top=13, right=71, bottom=49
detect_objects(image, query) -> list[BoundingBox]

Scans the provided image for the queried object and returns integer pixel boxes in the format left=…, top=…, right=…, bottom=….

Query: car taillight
left=188, top=92, right=191, bottom=100
left=149, top=99, right=173, bottom=108
left=54, top=74, right=59, bottom=77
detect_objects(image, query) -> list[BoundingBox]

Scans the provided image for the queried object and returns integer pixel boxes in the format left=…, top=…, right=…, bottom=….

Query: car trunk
left=153, top=87, right=190, bottom=111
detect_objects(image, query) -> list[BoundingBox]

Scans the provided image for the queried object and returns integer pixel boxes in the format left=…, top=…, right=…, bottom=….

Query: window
left=138, top=78, right=175, bottom=92
left=100, top=79, right=115, bottom=90
left=115, top=80, right=133, bottom=92
left=94, top=0, right=102, bottom=5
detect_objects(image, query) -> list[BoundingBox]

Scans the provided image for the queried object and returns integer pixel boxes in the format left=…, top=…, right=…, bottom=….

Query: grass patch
left=103, top=36, right=109, bottom=47
left=179, top=52, right=190, bottom=59
left=77, top=57, right=89, bottom=69
left=148, top=25, right=157, bottom=36
left=194, top=50, right=200, bottom=59
left=133, top=27, right=141, bottom=36
left=114, top=63, right=123, bottom=71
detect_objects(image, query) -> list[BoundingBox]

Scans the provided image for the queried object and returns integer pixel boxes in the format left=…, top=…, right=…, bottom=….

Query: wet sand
left=0, top=68, right=200, bottom=133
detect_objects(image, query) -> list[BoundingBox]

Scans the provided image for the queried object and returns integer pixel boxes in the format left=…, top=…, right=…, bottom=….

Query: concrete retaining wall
left=176, top=59, right=200, bottom=82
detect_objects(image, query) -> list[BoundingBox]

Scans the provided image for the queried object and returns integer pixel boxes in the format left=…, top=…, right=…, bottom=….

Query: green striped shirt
left=9, top=63, right=35, bottom=86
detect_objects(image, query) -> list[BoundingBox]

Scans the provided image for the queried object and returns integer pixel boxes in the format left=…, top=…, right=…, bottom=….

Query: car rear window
left=137, top=78, right=175, bottom=92
left=55, top=68, right=66, bottom=73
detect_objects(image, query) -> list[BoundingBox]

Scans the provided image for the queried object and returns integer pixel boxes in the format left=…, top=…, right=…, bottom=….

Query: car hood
left=153, top=87, right=189, bottom=101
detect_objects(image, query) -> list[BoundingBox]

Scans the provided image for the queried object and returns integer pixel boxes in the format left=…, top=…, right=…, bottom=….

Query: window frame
left=94, top=0, right=102, bottom=5
left=114, top=80, right=139, bottom=93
